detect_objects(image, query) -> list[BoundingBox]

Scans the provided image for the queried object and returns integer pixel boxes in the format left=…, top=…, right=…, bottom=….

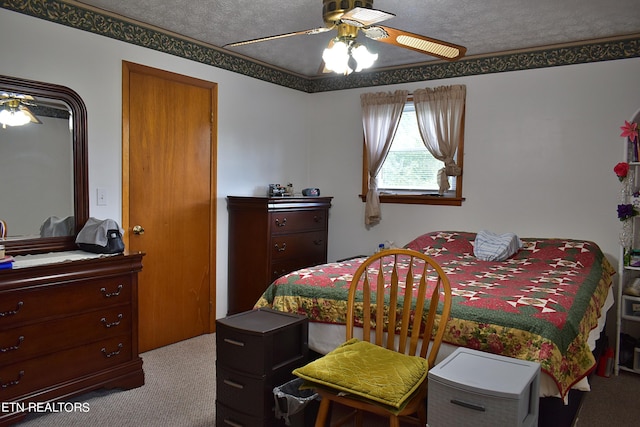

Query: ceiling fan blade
left=19, top=105, right=43, bottom=124
left=318, top=60, right=331, bottom=74
left=0, top=93, right=36, bottom=101
left=29, top=99, right=70, bottom=111
left=362, top=25, right=466, bottom=61
left=224, top=26, right=332, bottom=48
left=340, top=7, right=394, bottom=27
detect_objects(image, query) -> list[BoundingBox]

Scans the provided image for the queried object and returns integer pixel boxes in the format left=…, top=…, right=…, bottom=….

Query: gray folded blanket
left=474, top=230, right=522, bottom=261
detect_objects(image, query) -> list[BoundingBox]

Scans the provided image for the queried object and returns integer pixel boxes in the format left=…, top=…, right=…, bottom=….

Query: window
left=361, top=98, right=465, bottom=206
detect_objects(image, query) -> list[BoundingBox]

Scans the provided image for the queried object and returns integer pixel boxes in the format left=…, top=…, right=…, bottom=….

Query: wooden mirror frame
left=1, top=75, right=89, bottom=256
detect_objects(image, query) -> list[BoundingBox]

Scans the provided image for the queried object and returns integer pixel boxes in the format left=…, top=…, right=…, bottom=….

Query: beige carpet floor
left=574, top=369, right=640, bottom=427
left=18, top=334, right=217, bottom=427
left=14, top=333, right=640, bottom=426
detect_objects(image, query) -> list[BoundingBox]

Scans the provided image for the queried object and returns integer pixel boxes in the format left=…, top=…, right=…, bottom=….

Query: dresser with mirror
left=0, top=75, right=144, bottom=426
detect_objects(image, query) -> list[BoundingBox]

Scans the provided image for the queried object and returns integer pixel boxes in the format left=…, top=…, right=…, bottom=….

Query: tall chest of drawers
left=216, top=308, right=309, bottom=427
left=227, top=196, right=332, bottom=315
left=0, top=253, right=145, bottom=426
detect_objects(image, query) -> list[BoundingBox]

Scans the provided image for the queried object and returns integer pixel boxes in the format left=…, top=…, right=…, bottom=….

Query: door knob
left=132, top=225, right=145, bottom=235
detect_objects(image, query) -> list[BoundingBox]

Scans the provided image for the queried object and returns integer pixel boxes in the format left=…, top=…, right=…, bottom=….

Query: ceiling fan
left=224, top=0, right=467, bottom=75
left=0, top=93, right=43, bottom=128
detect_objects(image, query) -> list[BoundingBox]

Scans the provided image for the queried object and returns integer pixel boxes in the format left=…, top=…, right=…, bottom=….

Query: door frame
left=121, top=61, right=218, bottom=332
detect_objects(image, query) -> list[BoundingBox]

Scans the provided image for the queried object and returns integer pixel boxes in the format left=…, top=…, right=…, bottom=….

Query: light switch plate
left=97, top=188, right=107, bottom=206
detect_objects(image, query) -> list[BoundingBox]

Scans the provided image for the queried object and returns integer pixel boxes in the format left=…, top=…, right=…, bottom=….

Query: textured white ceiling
left=74, top=0, right=640, bottom=76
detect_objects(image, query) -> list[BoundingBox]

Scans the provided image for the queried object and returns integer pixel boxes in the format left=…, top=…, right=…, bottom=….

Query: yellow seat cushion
left=292, top=338, right=428, bottom=409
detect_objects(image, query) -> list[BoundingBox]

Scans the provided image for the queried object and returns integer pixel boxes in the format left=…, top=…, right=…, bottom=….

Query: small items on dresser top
left=0, top=253, right=13, bottom=270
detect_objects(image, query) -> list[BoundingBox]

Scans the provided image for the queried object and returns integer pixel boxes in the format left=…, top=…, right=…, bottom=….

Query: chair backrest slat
left=375, top=257, right=386, bottom=345
left=397, top=259, right=414, bottom=354
left=346, top=249, right=452, bottom=366
left=363, top=274, right=371, bottom=341
left=408, top=261, right=428, bottom=355
left=386, top=254, right=400, bottom=349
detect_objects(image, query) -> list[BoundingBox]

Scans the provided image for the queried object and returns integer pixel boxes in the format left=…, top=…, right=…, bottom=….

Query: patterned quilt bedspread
left=255, top=231, right=615, bottom=398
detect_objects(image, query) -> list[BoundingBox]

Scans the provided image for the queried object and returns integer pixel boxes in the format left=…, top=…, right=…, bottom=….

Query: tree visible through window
left=378, top=102, right=455, bottom=193
left=361, top=96, right=465, bottom=207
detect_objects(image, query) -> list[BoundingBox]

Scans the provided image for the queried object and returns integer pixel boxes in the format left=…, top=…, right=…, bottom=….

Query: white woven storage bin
left=427, top=348, right=540, bottom=427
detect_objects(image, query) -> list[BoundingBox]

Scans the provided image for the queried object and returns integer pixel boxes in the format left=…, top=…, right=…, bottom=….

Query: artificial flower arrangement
left=616, top=120, right=640, bottom=265
left=618, top=202, right=638, bottom=221
left=615, top=161, right=630, bottom=182
left=621, top=120, right=639, bottom=161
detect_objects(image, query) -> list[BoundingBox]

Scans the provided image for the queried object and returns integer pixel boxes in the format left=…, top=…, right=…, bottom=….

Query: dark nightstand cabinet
left=215, top=308, right=309, bottom=427
left=227, top=196, right=332, bottom=315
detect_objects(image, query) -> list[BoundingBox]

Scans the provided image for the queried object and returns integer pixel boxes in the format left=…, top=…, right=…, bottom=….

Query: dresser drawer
left=0, top=334, right=132, bottom=402
left=269, top=231, right=326, bottom=261
left=216, top=401, right=276, bottom=427
left=269, top=210, right=327, bottom=235
left=428, top=381, right=533, bottom=427
left=216, top=309, right=308, bottom=377
left=0, top=305, right=131, bottom=365
left=216, top=363, right=299, bottom=418
left=217, top=328, right=307, bottom=377
left=0, top=276, right=131, bottom=328
left=270, top=257, right=327, bottom=282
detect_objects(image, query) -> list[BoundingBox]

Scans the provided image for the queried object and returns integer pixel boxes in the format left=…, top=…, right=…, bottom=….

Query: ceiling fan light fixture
left=351, top=43, right=378, bottom=71
left=323, top=39, right=352, bottom=75
left=323, top=38, right=377, bottom=75
left=0, top=107, right=31, bottom=128
left=225, top=1, right=467, bottom=72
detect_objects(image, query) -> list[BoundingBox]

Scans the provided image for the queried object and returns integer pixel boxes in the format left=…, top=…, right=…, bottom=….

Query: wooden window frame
left=360, top=104, right=466, bottom=206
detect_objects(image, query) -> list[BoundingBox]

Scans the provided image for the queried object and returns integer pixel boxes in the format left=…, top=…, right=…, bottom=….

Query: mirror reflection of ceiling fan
left=224, top=0, right=467, bottom=75
left=0, top=93, right=43, bottom=128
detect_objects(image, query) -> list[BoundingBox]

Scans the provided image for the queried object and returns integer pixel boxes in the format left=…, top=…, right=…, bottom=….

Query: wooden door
left=122, top=62, right=217, bottom=352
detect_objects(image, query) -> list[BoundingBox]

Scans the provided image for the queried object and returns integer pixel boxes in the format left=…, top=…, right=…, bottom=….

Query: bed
left=255, top=231, right=615, bottom=406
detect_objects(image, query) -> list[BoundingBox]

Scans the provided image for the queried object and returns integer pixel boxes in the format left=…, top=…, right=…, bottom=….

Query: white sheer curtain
left=360, top=90, right=408, bottom=227
left=413, top=85, right=466, bottom=194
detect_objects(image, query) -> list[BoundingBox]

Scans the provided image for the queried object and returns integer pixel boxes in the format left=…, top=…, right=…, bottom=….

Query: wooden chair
left=295, top=248, right=452, bottom=427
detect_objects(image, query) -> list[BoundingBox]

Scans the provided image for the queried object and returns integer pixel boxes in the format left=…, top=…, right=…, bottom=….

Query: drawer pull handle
left=223, top=338, right=245, bottom=347
left=222, top=420, right=243, bottom=427
left=1, top=336, right=24, bottom=353
left=275, top=243, right=287, bottom=252
left=1, top=370, right=24, bottom=389
left=313, top=215, right=321, bottom=222
left=223, top=379, right=244, bottom=390
left=0, top=301, right=23, bottom=317
left=450, top=399, right=486, bottom=412
left=101, top=284, right=123, bottom=298
left=313, top=239, right=323, bottom=245
left=275, top=218, right=287, bottom=227
left=101, top=314, right=123, bottom=328
left=101, top=343, right=123, bottom=358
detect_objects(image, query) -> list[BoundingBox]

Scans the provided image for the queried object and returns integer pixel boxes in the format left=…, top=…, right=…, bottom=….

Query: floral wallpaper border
left=3, top=0, right=640, bottom=93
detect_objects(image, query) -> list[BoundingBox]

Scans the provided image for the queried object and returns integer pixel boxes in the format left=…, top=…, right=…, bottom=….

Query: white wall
left=307, top=60, right=640, bottom=270
left=0, top=9, right=312, bottom=319
left=2, top=8, right=640, bottom=320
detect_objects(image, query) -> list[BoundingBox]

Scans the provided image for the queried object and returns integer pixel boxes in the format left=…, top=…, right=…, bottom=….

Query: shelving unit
left=615, top=108, right=640, bottom=375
